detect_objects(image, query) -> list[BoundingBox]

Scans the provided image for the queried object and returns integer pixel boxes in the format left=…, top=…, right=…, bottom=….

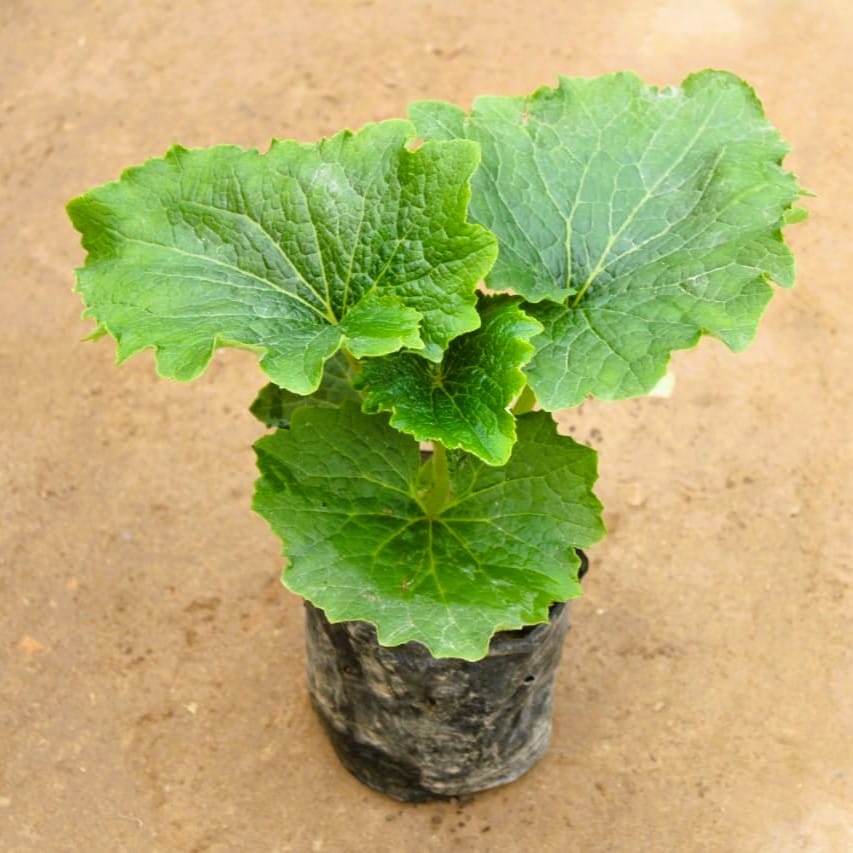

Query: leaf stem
left=422, top=441, right=450, bottom=518
left=511, top=384, right=537, bottom=415
left=342, top=349, right=361, bottom=378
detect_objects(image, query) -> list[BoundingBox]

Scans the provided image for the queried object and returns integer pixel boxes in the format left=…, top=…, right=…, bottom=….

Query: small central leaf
left=253, top=404, right=604, bottom=660
left=356, top=295, right=542, bottom=465
left=68, top=121, right=498, bottom=394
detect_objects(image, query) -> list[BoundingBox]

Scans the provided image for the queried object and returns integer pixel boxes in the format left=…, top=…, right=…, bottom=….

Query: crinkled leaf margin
left=250, top=352, right=360, bottom=429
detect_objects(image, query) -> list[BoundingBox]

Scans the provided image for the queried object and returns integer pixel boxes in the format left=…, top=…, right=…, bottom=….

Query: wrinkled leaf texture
left=68, top=120, right=498, bottom=394
left=357, top=294, right=542, bottom=465
left=411, top=71, right=806, bottom=409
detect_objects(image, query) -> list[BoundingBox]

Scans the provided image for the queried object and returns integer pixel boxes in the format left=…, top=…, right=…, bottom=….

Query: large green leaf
left=356, top=294, right=541, bottom=465
left=253, top=404, right=604, bottom=660
left=411, top=71, right=806, bottom=409
left=68, top=121, right=498, bottom=394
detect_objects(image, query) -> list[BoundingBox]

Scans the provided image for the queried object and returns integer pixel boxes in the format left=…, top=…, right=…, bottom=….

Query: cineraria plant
left=68, top=71, right=804, bottom=660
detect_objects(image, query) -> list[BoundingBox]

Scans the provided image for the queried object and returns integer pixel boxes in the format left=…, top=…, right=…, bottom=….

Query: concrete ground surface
left=1, top=1, right=851, bottom=850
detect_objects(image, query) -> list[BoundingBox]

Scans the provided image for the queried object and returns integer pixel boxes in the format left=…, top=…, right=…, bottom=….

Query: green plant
left=68, top=71, right=804, bottom=660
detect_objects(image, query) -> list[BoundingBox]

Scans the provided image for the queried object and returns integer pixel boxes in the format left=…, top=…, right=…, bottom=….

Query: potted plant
left=67, top=70, right=804, bottom=802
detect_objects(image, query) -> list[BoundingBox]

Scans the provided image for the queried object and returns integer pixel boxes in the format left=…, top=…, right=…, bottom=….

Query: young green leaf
left=68, top=121, right=498, bottom=393
left=411, top=71, right=806, bottom=409
left=253, top=404, right=604, bottom=660
left=249, top=352, right=360, bottom=429
left=355, top=295, right=542, bottom=465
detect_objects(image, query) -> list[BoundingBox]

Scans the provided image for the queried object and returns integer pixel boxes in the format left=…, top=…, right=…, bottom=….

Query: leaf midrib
left=122, top=236, right=331, bottom=322
left=179, top=198, right=336, bottom=320
left=570, top=90, right=726, bottom=307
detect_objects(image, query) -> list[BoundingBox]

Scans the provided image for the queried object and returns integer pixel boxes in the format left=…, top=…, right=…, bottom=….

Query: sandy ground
left=1, top=1, right=851, bottom=850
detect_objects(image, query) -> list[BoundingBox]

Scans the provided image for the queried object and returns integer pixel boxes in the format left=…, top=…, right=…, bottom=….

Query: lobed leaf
left=68, top=121, right=498, bottom=394
left=411, top=71, right=806, bottom=408
left=356, top=294, right=542, bottom=465
left=253, top=404, right=604, bottom=660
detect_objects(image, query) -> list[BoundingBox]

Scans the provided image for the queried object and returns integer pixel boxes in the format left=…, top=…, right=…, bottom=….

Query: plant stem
left=512, top=384, right=537, bottom=415
left=342, top=349, right=361, bottom=377
left=422, top=441, right=450, bottom=518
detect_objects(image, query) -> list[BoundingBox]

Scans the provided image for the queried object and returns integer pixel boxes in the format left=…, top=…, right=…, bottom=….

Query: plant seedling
left=68, top=71, right=805, bottom=660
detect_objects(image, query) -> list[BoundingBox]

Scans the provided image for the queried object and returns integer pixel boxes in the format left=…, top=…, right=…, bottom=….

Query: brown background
left=1, top=1, right=851, bottom=850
